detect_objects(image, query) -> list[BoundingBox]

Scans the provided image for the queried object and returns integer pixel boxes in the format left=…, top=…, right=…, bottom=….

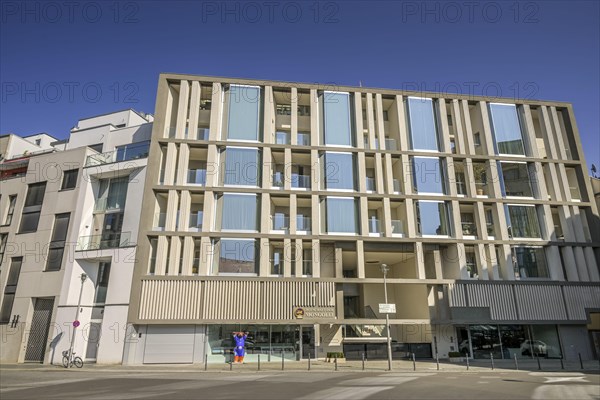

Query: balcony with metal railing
left=272, top=172, right=284, bottom=188
left=296, top=216, right=311, bottom=233
left=366, top=177, right=376, bottom=191
left=384, top=138, right=397, bottom=150
left=368, top=218, right=381, bottom=235
left=94, top=197, right=125, bottom=213
left=76, top=231, right=132, bottom=251
left=153, top=212, right=167, bottom=231
left=392, top=179, right=401, bottom=194
left=189, top=211, right=203, bottom=232
left=391, top=220, right=404, bottom=236
left=85, top=141, right=150, bottom=167
left=462, top=221, right=478, bottom=238
left=301, top=260, right=312, bottom=276
left=271, top=214, right=290, bottom=232
left=275, top=131, right=290, bottom=145
left=297, top=132, right=311, bottom=146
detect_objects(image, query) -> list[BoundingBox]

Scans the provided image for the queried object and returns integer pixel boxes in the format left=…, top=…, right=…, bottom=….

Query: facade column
left=168, top=236, right=182, bottom=275
left=175, top=80, right=189, bottom=139
left=283, top=238, right=292, bottom=277
left=208, top=83, right=223, bottom=141
left=291, top=87, right=298, bottom=145
left=561, top=246, right=579, bottom=281
left=356, top=240, right=365, bottom=279
left=187, top=81, right=201, bottom=139
left=181, top=236, right=194, bottom=276
left=176, top=143, right=189, bottom=186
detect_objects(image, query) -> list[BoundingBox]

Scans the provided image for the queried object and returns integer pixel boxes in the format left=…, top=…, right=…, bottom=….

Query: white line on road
left=298, top=386, right=395, bottom=400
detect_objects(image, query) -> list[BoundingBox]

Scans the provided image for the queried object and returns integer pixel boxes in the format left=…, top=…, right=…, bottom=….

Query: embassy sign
left=293, top=306, right=336, bottom=319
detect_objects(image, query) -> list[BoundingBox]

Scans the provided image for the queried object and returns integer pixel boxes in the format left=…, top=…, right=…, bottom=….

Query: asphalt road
left=1, top=367, right=599, bottom=400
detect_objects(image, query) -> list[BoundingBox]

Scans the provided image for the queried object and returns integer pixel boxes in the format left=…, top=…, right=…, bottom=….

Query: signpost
left=378, top=304, right=396, bottom=314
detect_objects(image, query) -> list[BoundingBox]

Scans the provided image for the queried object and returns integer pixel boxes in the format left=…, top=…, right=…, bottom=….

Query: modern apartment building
left=121, top=73, right=600, bottom=365
left=0, top=110, right=152, bottom=364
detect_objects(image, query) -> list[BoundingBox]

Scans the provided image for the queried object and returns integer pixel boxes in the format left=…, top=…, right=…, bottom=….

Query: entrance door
left=85, top=321, right=102, bottom=361
left=301, top=326, right=315, bottom=359
left=25, top=298, right=54, bottom=363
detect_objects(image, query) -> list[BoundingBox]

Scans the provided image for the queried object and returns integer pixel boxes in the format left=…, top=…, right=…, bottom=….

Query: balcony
left=486, top=223, right=495, bottom=237
left=272, top=172, right=284, bottom=188
left=270, top=259, right=284, bottom=275
left=475, top=182, right=489, bottom=196
left=185, top=127, right=210, bottom=140
left=569, top=186, right=581, bottom=201
left=462, top=221, right=478, bottom=237
left=189, top=211, right=203, bottom=232
left=392, top=179, right=401, bottom=194
left=272, top=214, right=290, bottom=231
left=368, top=218, right=381, bottom=234
left=384, top=138, right=397, bottom=150
left=153, top=212, right=167, bottom=230
left=301, top=260, right=312, bottom=276
left=275, top=131, right=290, bottom=145
left=94, top=197, right=125, bottom=213
left=296, top=216, right=311, bottom=232
left=297, top=132, right=311, bottom=146
left=85, top=141, right=150, bottom=167
left=187, top=169, right=206, bottom=185
left=391, top=220, right=404, bottom=236
left=366, top=177, right=376, bottom=191
left=76, top=232, right=132, bottom=251
left=291, top=174, right=310, bottom=189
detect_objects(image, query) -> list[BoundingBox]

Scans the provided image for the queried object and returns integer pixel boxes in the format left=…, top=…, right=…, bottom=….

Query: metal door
left=25, top=298, right=54, bottom=362
left=85, top=321, right=102, bottom=361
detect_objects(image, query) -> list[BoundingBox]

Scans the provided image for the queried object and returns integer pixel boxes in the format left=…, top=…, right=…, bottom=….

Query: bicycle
left=62, top=349, right=83, bottom=368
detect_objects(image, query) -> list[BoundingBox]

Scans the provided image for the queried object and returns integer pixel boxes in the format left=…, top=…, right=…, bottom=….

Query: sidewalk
left=1, top=358, right=598, bottom=374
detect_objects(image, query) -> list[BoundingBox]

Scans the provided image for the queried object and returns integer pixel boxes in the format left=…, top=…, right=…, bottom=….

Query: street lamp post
left=68, top=273, right=87, bottom=365
left=381, top=263, right=392, bottom=371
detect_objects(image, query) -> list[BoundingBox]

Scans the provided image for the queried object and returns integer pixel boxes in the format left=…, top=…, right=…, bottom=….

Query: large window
left=94, top=262, right=111, bottom=303
left=222, top=147, right=260, bottom=186
left=512, top=247, right=548, bottom=279
left=19, top=182, right=46, bottom=233
left=500, top=162, right=533, bottom=197
left=416, top=201, right=450, bottom=236
left=489, top=103, right=526, bottom=155
left=325, top=197, right=358, bottom=234
left=46, top=213, right=70, bottom=271
left=412, top=157, right=445, bottom=194
left=217, top=239, right=258, bottom=274
left=322, top=152, right=356, bottom=190
left=226, top=85, right=262, bottom=141
left=221, top=194, right=258, bottom=231
left=97, top=177, right=128, bottom=211
left=407, top=97, right=439, bottom=151
left=4, top=195, right=17, bottom=225
left=507, top=205, right=541, bottom=238
left=0, top=257, right=22, bottom=324
left=322, top=91, right=353, bottom=146
left=61, top=169, right=79, bottom=190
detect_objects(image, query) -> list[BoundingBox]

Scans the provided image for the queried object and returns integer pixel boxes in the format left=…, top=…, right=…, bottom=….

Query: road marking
left=298, top=386, right=395, bottom=400
left=344, top=377, right=420, bottom=386
left=544, top=376, right=589, bottom=383
left=532, top=384, right=600, bottom=400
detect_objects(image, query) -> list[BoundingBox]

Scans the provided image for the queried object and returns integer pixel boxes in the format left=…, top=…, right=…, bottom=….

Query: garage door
left=143, top=325, right=195, bottom=364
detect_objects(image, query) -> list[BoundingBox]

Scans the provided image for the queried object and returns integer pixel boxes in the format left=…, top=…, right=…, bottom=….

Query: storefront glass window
left=469, top=325, right=502, bottom=359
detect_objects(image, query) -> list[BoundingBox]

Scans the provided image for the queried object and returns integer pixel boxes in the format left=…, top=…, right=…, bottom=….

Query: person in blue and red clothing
left=232, top=331, right=249, bottom=364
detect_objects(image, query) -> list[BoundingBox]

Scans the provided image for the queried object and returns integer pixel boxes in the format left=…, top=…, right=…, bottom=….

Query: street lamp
left=381, top=263, right=392, bottom=371
left=67, top=273, right=87, bottom=365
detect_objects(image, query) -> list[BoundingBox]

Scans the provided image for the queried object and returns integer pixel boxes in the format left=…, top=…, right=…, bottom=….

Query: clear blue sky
left=1, top=0, right=598, bottom=170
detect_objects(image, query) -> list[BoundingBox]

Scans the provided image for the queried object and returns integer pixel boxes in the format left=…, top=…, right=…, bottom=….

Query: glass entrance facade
left=455, top=324, right=562, bottom=359
left=206, top=324, right=314, bottom=363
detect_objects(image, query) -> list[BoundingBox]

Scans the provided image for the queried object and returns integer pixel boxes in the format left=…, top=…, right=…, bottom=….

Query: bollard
left=230, top=357, right=233, bottom=371
left=282, top=350, right=285, bottom=371
left=490, top=353, right=494, bottom=370
left=536, top=356, right=541, bottom=370
left=308, top=353, right=311, bottom=371
left=204, top=354, right=208, bottom=371
left=514, top=354, right=519, bottom=371
left=362, top=352, right=365, bottom=371
left=412, top=353, right=416, bottom=371
left=436, top=354, right=439, bottom=371
left=560, top=357, right=564, bottom=370
left=466, top=355, right=470, bottom=371
left=258, top=354, right=261, bottom=371
left=578, top=353, right=583, bottom=370
left=335, top=356, right=338, bottom=371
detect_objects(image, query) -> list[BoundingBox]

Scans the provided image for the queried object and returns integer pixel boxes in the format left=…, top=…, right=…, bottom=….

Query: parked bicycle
left=62, top=349, right=83, bottom=368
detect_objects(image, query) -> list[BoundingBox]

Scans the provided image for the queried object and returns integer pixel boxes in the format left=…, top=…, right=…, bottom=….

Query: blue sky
left=1, top=0, right=598, bottom=169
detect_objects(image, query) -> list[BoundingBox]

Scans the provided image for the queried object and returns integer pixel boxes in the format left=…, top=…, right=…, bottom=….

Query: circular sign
left=73, top=320, right=80, bottom=328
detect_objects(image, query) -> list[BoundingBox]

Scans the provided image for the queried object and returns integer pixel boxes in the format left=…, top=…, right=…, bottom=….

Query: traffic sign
left=379, top=304, right=396, bottom=313
left=73, top=320, right=80, bottom=327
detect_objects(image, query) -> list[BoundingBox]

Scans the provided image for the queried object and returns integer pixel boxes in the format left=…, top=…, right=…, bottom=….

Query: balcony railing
left=187, top=127, right=210, bottom=140
left=384, top=138, right=397, bottom=150
left=94, top=197, right=125, bottom=213
left=393, top=179, right=401, bottom=193
left=189, top=211, right=203, bottom=231
left=486, top=222, right=495, bottom=237
left=270, top=259, right=284, bottom=275
left=297, top=133, right=311, bottom=146
left=187, top=169, right=207, bottom=185
left=368, top=218, right=381, bottom=234
left=275, top=131, right=290, bottom=145
left=456, top=181, right=467, bottom=195
left=86, top=141, right=150, bottom=167
left=291, top=174, right=310, bottom=189
left=272, top=215, right=290, bottom=231
left=296, top=216, right=311, bottom=232
left=153, top=212, right=167, bottom=230
left=391, top=220, right=404, bottom=235
left=302, top=260, right=312, bottom=276
left=272, top=172, right=284, bottom=188
left=569, top=187, right=581, bottom=201
left=366, top=177, right=376, bottom=191
left=462, top=222, right=477, bottom=237
left=76, top=232, right=132, bottom=251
